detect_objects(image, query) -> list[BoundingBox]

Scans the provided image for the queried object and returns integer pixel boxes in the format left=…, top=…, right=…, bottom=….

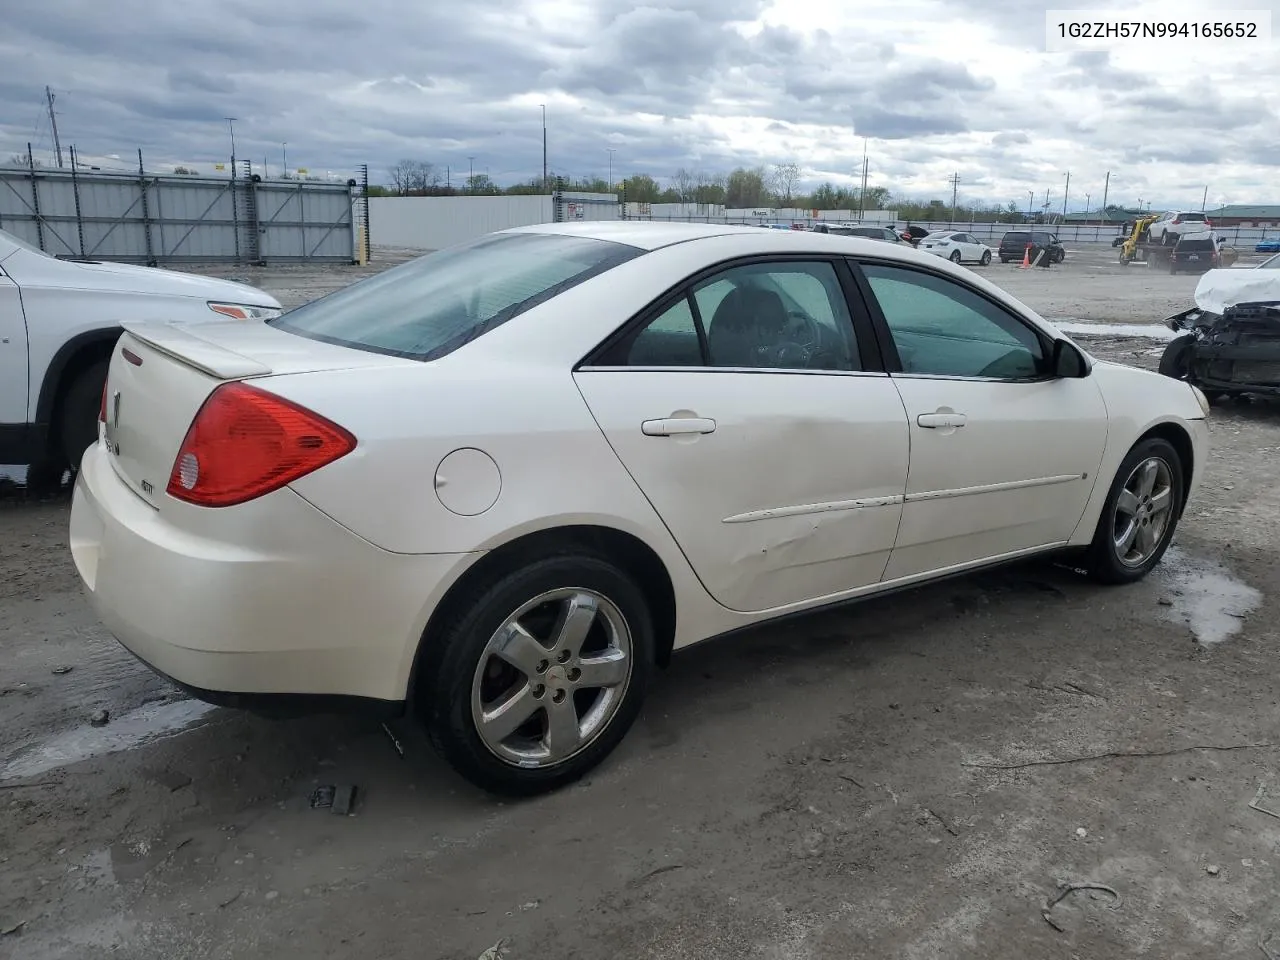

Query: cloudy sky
left=2, top=0, right=1277, bottom=210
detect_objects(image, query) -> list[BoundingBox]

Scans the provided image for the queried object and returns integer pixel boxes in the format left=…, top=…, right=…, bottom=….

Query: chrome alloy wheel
left=1112, top=456, right=1175, bottom=567
left=470, top=588, right=633, bottom=768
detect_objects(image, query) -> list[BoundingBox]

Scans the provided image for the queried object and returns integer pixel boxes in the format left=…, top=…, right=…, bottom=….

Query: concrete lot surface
left=3, top=241, right=1280, bottom=960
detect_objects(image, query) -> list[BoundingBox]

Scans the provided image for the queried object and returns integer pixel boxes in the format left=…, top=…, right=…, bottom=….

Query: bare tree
left=390, top=159, right=439, bottom=196
left=770, top=162, right=801, bottom=205
left=672, top=167, right=695, bottom=202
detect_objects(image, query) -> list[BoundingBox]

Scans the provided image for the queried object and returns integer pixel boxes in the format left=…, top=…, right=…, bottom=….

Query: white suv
left=1148, top=211, right=1212, bottom=245
left=0, top=228, right=282, bottom=485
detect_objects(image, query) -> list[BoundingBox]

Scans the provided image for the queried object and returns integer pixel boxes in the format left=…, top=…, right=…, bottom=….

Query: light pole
left=467, top=156, right=475, bottom=193
left=281, top=142, right=287, bottom=176
left=540, top=104, right=547, bottom=191
left=1027, top=190, right=1034, bottom=220
left=224, top=117, right=237, bottom=171
left=607, top=148, right=615, bottom=190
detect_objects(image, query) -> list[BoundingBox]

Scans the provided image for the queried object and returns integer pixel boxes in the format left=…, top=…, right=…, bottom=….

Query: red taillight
left=166, top=382, right=356, bottom=508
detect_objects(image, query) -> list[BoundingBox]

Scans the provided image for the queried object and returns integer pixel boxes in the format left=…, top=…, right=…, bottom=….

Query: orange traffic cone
left=1020, top=243, right=1031, bottom=268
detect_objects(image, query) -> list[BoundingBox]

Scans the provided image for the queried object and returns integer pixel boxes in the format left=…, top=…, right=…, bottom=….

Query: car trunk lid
left=103, top=320, right=412, bottom=508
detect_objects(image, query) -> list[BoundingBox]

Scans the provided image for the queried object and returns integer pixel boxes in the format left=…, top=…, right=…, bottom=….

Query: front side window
left=271, top=232, right=641, bottom=361
left=861, top=263, right=1045, bottom=380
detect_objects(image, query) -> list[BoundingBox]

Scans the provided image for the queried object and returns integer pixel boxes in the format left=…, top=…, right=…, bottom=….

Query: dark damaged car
left=1159, top=259, right=1280, bottom=402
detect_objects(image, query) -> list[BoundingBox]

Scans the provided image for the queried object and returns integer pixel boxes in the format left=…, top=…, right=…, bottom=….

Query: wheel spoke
left=1117, top=520, right=1139, bottom=555
left=1136, top=520, right=1157, bottom=557
left=479, top=684, right=540, bottom=742
left=576, top=650, right=628, bottom=689
left=544, top=699, right=582, bottom=760
left=1116, top=489, right=1140, bottom=517
left=1136, top=460, right=1159, bottom=498
left=552, top=593, right=599, bottom=657
left=1149, top=487, right=1173, bottom=516
left=492, top=621, right=550, bottom=678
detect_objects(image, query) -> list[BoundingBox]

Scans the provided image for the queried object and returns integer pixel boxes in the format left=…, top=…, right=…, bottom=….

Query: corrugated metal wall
left=369, top=195, right=553, bottom=251
left=0, top=164, right=358, bottom=263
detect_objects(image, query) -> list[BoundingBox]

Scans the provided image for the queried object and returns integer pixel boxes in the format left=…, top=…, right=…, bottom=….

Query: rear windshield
left=1178, top=239, right=1215, bottom=251
left=1001, top=232, right=1030, bottom=242
left=1181, top=213, right=1206, bottom=220
left=270, top=232, right=642, bottom=361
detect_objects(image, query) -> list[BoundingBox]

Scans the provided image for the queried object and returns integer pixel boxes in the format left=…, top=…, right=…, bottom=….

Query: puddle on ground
left=0, top=699, right=218, bottom=782
left=1051, top=320, right=1179, bottom=341
left=1155, top=547, right=1261, bottom=645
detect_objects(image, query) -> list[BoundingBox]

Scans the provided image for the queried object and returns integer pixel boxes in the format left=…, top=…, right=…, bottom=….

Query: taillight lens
left=166, top=382, right=356, bottom=507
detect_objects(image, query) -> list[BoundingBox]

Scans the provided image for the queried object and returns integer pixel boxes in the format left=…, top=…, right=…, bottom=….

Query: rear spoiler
left=120, top=320, right=273, bottom=380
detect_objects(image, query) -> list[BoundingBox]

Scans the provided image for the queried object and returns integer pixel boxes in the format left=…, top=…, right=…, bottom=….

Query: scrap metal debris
left=309, top=784, right=358, bottom=815
left=1040, top=881, right=1121, bottom=932
left=477, top=938, right=509, bottom=960
left=1248, top=783, right=1280, bottom=821
left=51, top=666, right=72, bottom=675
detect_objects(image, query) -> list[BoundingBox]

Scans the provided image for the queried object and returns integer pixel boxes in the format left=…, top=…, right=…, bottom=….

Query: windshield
left=270, top=232, right=642, bottom=361
left=1257, top=253, right=1280, bottom=270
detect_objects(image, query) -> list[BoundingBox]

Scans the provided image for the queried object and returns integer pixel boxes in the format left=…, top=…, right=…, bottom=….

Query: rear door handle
left=917, top=412, right=967, bottom=429
left=642, top=417, right=717, bottom=436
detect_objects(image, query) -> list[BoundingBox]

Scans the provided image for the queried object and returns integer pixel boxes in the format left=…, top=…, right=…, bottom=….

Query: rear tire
left=420, top=551, right=655, bottom=796
left=1085, top=438, right=1184, bottom=585
left=57, top=360, right=108, bottom=471
left=949, top=250, right=962, bottom=263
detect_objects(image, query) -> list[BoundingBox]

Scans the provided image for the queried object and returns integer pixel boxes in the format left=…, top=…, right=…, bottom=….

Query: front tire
left=1158, top=334, right=1195, bottom=380
left=1085, top=438, right=1184, bottom=585
left=980, top=250, right=992, bottom=266
left=420, top=551, right=654, bottom=796
left=57, top=360, right=108, bottom=471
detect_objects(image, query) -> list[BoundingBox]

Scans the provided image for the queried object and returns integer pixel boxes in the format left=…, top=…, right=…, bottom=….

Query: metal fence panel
left=0, top=163, right=358, bottom=264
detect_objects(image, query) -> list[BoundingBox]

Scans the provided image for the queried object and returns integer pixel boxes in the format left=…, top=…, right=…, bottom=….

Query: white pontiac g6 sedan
left=70, top=222, right=1209, bottom=795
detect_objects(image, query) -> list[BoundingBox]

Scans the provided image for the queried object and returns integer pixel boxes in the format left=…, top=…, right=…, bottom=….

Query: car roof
left=503, top=219, right=771, bottom=251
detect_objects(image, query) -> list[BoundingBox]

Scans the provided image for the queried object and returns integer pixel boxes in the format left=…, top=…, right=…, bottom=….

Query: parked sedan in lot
left=1255, top=238, right=1280, bottom=253
left=918, top=231, right=993, bottom=265
left=70, top=222, right=1208, bottom=796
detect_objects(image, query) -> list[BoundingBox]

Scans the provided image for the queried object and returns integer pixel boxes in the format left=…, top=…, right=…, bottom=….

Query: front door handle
left=642, top=417, right=717, bottom=436
left=917, top=412, right=967, bottom=429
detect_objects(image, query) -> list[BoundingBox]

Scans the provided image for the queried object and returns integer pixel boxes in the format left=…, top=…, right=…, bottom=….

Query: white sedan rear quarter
left=70, top=222, right=1208, bottom=795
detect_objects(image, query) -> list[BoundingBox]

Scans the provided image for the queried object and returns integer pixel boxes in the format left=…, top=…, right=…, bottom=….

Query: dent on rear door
left=575, top=369, right=911, bottom=613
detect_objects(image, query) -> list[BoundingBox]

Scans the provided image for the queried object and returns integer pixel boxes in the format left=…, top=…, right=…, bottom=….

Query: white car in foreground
left=70, top=222, right=1208, bottom=796
left=917, top=231, right=993, bottom=265
left=0, top=227, right=281, bottom=482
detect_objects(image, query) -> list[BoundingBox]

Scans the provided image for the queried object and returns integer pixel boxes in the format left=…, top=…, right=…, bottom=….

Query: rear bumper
left=70, top=442, right=478, bottom=704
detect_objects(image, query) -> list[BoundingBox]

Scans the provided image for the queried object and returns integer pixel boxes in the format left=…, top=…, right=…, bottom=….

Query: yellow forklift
left=1118, top=215, right=1162, bottom=265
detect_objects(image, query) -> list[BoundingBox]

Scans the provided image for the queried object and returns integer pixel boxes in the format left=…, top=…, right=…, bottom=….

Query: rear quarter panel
left=265, top=360, right=737, bottom=650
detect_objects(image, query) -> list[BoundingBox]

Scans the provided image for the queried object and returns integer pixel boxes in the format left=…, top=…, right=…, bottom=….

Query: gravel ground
left=3, top=241, right=1280, bottom=960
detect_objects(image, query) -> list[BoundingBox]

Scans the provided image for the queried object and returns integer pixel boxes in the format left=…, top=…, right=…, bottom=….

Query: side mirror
left=1051, top=338, right=1089, bottom=378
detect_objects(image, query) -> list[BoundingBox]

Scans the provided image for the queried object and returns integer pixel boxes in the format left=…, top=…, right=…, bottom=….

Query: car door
left=849, top=259, right=1109, bottom=581
left=0, top=266, right=28, bottom=428
left=575, top=257, right=911, bottom=614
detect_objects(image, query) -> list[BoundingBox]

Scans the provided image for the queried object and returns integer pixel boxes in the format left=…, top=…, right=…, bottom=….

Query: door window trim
left=577, top=253, right=892, bottom=375
left=844, top=256, right=1067, bottom=383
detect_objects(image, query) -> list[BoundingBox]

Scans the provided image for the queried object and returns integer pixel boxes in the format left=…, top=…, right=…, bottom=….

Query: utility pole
left=607, top=148, right=615, bottom=190
left=947, top=172, right=961, bottom=222
left=858, top=137, right=868, bottom=218
left=1100, top=171, right=1110, bottom=219
left=467, top=156, right=475, bottom=193
left=1085, top=193, right=1091, bottom=216
left=541, top=104, right=548, bottom=191
left=1062, top=171, right=1070, bottom=219
left=281, top=142, right=287, bottom=176
left=46, top=86, right=64, bottom=168
left=1201, top=184, right=1209, bottom=212
left=1027, top=190, right=1035, bottom=220
left=224, top=117, right=238, bottom=172
left=446, top=165, right=451, bottom=191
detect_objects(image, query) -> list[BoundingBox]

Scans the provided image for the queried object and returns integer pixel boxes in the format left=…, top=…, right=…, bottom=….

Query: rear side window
left=270, top=233, right=642, bottom=361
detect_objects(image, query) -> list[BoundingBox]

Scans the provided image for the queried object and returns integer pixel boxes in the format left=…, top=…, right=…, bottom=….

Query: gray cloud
left=1, top=0, right=1275, bottom=211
